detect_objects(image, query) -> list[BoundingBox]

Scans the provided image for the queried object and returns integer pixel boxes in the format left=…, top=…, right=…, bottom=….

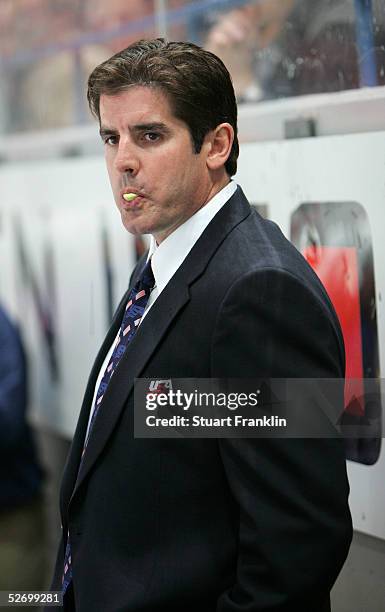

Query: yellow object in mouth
left=123, top=193, right=137, bottom=202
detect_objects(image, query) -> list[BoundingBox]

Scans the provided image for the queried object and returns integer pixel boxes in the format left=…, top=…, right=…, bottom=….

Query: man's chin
left=120, top=213, right=173, bottom=242
left=121, top=218, right=156, bottom=238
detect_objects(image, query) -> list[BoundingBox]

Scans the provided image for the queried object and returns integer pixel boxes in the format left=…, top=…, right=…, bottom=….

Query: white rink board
left=235, top=131, right=385, bottom=541
left=0, top=157, right=136, bottom=438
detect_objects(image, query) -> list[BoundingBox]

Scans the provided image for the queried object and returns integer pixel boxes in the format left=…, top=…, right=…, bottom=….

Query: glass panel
left=194, top=0, right=385, bottom=102
left=0, top=0, right=157, bottom=133
left=2, top=0, right=385, bottom=133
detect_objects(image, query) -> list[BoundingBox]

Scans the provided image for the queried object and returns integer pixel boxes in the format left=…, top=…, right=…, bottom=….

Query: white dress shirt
left=86, top=181, right=238, bottom=436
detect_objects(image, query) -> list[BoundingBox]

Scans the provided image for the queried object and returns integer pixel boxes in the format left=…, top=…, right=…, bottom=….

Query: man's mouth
left=119, top=189, right=146, bottom=207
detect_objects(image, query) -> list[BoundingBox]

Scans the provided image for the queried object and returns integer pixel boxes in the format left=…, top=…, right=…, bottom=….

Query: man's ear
left=206, top=123, right=234, bottom=171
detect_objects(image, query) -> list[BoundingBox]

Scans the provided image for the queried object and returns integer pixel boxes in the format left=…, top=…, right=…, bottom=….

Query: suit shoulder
left=210, top=210, right=343, bottom=349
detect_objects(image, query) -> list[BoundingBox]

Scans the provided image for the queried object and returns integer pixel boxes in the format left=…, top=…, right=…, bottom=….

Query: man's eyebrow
left=131, top=122, right=170, bottom=133
left=99, top=126, right=117, bottom=139
left=99, top=122, right=170, bottom=138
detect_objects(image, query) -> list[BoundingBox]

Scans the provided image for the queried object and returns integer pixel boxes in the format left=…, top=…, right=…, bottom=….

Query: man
left=50, top=39, right=352, bottom=611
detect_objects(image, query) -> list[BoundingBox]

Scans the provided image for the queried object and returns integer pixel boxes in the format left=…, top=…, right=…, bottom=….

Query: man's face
left=100, top=86, right=216, bottom=243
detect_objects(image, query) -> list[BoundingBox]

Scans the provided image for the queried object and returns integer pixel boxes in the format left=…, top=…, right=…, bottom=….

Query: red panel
left=303, top=245, right=364, bottom=414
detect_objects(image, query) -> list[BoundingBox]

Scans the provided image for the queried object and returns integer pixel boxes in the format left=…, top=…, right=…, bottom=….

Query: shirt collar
left=147, top=181, right=237, bottom=295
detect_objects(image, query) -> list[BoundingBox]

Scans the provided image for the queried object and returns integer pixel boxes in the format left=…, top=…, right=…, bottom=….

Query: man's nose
left=114, top=140, right=140, bottom=175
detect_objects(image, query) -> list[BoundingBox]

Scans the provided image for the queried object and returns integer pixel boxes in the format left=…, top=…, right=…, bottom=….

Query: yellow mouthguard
left=123, top=193, right=137, bottom=202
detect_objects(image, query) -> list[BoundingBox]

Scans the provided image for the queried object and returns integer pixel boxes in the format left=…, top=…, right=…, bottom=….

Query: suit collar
left=62, top=186, right=251, bottom=510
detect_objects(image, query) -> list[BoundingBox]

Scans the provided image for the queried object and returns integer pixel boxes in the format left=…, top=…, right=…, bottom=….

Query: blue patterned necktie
left=62, top=259, right=155, bottom=596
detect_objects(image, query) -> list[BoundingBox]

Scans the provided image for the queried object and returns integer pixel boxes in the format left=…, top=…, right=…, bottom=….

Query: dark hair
left=87, top=38, right=239, bottom=176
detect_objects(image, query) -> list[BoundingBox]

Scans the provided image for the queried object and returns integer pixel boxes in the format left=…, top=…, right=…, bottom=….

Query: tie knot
left=137, top=259, right=155, bottom=292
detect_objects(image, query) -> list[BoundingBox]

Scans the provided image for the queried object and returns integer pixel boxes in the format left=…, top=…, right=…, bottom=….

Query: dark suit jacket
left=51, top=187, right=352, bottom=611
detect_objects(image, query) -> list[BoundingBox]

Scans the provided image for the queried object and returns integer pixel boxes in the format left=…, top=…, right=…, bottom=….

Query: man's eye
left=104, top=135, right=118, bottom=146
left=144, top=132, right=160, bottom=142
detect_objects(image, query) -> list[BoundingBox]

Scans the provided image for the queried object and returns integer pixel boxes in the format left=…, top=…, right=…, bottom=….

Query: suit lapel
left=64, top=187, right=251, bottom=506
left=60, top=291, right=129, bottom=515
